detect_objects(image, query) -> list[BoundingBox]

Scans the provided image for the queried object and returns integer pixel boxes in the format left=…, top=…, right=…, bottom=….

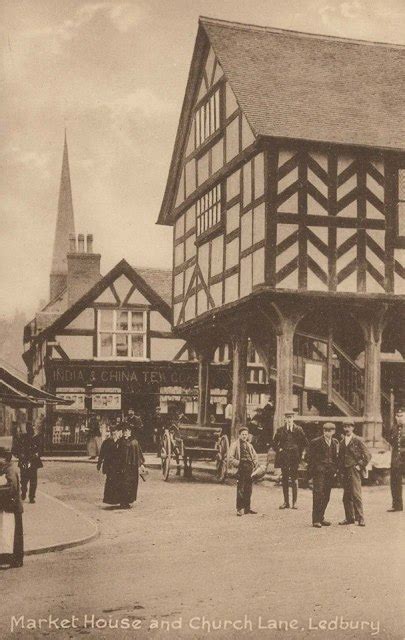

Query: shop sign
left=304, top=362, right=324, bottom=391
left=55, top=391, right=85, bottom=412
left=92, top=391, right=121, bottom=410
left=48, top=362, right=230, bottom=392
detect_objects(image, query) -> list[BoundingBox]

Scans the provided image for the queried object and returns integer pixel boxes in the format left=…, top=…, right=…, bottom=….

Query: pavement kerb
left=25, top=490, right=99, bottom=556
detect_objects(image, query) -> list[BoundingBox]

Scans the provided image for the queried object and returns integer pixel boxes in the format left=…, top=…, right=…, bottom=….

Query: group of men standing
left=231, top=405, right=405, bottom=526
left=97, top=422, right=145, bottom=509
left=272, top=411, right=372, bottom=526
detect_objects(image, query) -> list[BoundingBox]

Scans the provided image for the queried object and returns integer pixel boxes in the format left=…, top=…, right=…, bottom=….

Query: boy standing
left=229, top=427, right=258, bottom=517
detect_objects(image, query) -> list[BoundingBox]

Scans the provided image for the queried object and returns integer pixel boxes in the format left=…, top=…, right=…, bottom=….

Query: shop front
left=45, top=360, right=230, bottom=453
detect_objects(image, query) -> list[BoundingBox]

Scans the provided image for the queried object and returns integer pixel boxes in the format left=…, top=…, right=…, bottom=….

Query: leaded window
left=97, top=309, right=146, bottom=359
left=196, top=185, right=222, bottom=237
left=194, top=89, right=220, bottom=148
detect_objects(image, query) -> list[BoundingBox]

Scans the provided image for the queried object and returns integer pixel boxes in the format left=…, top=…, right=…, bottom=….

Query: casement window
left=194, top=89, right=220, bottom=148
left=196, top=184, right=222, bottom=237
left=397, top=168, right=405, bottom=240
left=97, top=309, right=146, bottom=359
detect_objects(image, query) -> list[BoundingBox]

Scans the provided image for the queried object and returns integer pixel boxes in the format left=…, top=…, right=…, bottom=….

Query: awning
left=0, top=366, right=72, bottom=407
left=0, top=380, right=42, bottom=408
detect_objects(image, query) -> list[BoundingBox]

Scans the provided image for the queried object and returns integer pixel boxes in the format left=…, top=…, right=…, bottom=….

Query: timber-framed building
left=158, top=17, right=405, bottom=444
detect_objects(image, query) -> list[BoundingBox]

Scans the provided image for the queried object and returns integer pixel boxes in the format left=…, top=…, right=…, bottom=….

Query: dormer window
left=97, top=309, right=146, bottom=359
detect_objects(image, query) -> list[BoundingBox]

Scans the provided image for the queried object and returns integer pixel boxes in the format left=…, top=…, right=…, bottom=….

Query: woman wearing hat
left=97, top=424, right=122, bottom=506
left=0, top=448, right=24, bottom=568
left=117, top=424, right=145, bottom=509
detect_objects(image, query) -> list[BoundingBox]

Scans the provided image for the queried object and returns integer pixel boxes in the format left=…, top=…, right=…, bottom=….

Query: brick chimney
left=67, top=233, right=101, bottom=306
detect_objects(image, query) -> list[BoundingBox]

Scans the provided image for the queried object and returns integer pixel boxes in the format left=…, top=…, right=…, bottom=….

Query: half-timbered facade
left=23, top=134, right=272, bottom=452
left=158, top=17, right=405, bottom=444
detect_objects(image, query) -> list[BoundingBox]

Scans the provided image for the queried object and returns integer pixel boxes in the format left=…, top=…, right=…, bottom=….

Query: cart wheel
left=216, top=434, right=229, bottom=482
left=161, top=432, right=172, bottom=481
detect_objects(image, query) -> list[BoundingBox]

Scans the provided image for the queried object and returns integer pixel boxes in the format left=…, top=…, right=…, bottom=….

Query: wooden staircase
left=266, top=331, right=390, bottom=418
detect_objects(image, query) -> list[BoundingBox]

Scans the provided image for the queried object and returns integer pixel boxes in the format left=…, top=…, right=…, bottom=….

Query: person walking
left=307, top=423, right=339, bottom=528
left=86, top=414, right=102, bottom=460
left=0, top=447, right=24, bottom=568
left=388, top=404, right=405, bottom=512
left=117, top=424, right=145, bottom=509
left=12, top=423, right=43, bottom=504
left=97, top=424, right=122, bottom=506
left=272, top=411, right=308, bottom=509
left=126, top=409, right=143, bottom=442
left=338, top=420, right=371, bottom=526
left=229, top=427, right=259, bottom=517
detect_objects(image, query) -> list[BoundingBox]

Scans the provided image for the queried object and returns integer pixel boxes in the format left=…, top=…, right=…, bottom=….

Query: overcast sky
left=1, top=0, right=404, bottom=319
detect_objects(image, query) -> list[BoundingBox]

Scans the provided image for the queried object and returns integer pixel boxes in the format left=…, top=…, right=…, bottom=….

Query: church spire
left=49, top=131, right=76, bottom=300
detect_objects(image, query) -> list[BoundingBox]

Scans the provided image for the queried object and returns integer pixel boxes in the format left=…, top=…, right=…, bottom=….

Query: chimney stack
left=69, top=233, right=76, bottom=253
left=86, top=234, right=93, bottom=254
left=67, top=233, right=101, bottom=306
left=77, top=234, right=85, bottom=253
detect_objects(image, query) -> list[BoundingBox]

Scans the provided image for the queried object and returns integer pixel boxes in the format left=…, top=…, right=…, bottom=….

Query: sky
left=1, top=0, right=405, bottom=319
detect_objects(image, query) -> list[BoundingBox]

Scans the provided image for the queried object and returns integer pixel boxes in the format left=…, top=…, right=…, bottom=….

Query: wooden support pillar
left=197, top=351, right=211, bottom=426
left=326, top=317, right=334, bottom=406
left=254, top=301, right=306, bottom=432
left=230, top=331, right=248, bottom=442
left=274, top=316, right=296, bottom=430
left=358, top=306, right=388, bottom=446
left=363, top=329, right=383, bottom=444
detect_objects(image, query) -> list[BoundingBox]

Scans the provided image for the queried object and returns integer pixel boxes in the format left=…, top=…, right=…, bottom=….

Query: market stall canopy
left=0, top=366, right=72, bottom=407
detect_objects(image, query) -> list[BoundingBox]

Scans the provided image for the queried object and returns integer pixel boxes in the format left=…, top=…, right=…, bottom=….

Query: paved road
left=0, top=463, right=404, bottom=640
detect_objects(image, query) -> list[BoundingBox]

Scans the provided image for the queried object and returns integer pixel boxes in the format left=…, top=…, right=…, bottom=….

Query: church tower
left=49, top=132, right=75, bottom=301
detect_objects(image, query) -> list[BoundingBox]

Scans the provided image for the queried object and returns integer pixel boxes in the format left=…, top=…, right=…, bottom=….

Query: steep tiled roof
left=135, top=267, right=172, bottom=306
left=24, top=263, right=173, bottom=346
left=201, top=17, right=405, bottom=150
left=40, top=288, right=68, bottom=315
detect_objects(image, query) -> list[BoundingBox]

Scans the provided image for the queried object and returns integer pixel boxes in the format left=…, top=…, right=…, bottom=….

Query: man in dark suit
left=272, top=411, right=308, bottom=509
left=388, top=404, right=405, bottom=512
left=307, top=423, right=339, bottom=528
left=338, top=420, right=371, bottom=526
left=12, top=423, right=43, bottom=504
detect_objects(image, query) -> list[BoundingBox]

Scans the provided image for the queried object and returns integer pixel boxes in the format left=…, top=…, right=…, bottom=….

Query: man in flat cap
left=307, top=423, right=339, bottom=527
left=388, top=404, right=405, bottom=512
left=338, top=420, right=371, bottom=526
left=272, top=411, right=308, bottom=509
left=229, top=426, right=259, bottom=516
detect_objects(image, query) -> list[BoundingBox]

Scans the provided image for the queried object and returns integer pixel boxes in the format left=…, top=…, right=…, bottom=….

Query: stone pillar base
left=362, top=418, right=387, bottom=449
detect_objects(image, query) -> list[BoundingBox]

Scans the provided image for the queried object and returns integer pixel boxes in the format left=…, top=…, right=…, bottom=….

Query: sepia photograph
left=0, top=0, right=404, bottom=638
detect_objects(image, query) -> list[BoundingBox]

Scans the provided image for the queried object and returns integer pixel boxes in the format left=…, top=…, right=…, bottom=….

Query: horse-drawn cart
left=160, top=423, right=229, bottom=481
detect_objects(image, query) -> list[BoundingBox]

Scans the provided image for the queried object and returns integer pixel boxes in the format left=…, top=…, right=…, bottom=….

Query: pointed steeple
left=49, top=131, right=76, bottom=300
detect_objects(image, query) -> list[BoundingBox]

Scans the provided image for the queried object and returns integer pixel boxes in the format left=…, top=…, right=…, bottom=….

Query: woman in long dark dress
left=118, top=425, right=145, bottom=509
left=0, top=447, right=24, bottom=568
left=97, top=425, right=122, bottom=505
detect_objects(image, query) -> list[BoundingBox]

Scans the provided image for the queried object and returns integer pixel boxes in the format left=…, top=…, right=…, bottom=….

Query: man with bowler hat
left=388, top=404, right=405, bottom=512
left=272, top=411, right=308, bottom=509
left=338, top=420, right=371, bottom=526
left=307, top=423, right=339, bottom=527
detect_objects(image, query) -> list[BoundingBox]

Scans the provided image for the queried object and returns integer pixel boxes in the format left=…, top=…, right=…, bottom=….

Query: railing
left=294, top=332, right=366, bottom=414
